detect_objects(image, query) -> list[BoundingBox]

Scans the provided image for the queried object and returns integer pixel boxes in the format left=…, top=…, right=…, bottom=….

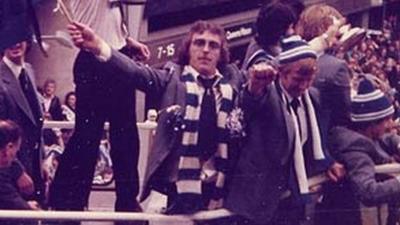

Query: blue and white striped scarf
left=176, top=72, right=233, bottom=211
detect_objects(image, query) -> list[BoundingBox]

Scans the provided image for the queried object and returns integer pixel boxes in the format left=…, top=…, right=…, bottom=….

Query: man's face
left=1, top=139, right=21, bottom=167
left=44, top=83, right=56, bottom=96
left=280, top=58, right=317, bottom=98
left=371, top=117, right=393, bottom=139
left=4, top=41, right=27, bottom=65
left=189, top=31, right=222, bottom=76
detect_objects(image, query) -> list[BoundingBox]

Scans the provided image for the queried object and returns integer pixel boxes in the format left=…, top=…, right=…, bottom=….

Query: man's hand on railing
left=309, top=163, right=400, bottom=189
left=27, top=201, right=41, bottom=211
left=326, top=162, right=346, bottom=183
left=17, top=172, right=35, bottom=196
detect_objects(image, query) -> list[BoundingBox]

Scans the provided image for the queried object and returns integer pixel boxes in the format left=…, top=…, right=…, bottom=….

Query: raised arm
left=240, top=62, right=276, bottom=116
left=67, top=21, right=168, bottom=95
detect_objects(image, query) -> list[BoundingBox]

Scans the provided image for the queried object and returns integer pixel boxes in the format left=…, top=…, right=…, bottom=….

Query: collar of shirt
left=183, top=65, right=223, bottom=86
left=278, top=80, right=302, bottom=105
left=43, top=97, right=52, bottom=112
left=279, top=81, right=308, bottom=144
left=183, top=65, right=223, bottom=110
left=3, top=56, right=25, bottom=79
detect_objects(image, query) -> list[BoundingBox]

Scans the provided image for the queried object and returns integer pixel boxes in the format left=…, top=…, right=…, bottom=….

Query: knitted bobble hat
left=351, top=77, right=394, bottom=122
left=278, top=35, right=317, bottom=65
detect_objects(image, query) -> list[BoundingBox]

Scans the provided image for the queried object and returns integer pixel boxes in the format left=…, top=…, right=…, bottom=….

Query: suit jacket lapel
left=272, top=82, right=295, bottom=164
left=25, top=65, right=43, bottom=124
left=0, top=61, right=37, bottom=125
left=176, top=78, right=186, bottom=107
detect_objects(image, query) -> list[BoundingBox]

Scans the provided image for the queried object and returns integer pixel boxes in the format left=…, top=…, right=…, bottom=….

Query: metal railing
left=0, top=164, right=399, bottom=223
left=18, top=111, right=400, bottom=223
left=0, top=209, right=232, bottom=222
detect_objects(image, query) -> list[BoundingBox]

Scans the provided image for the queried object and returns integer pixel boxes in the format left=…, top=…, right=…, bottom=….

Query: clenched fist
left=248, top=62, right=277, bottom=96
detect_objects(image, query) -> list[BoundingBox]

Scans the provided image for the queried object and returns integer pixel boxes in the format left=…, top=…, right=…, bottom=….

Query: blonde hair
left=280, top=58, right=317, bottom=77
left=296, top=4, right=344, bottom=41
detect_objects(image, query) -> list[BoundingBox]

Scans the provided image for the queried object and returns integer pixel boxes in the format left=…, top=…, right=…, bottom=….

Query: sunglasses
left=192, top=38, right=221, bottom=50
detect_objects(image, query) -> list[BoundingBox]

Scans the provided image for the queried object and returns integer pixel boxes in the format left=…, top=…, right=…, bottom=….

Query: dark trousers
left=19, top=142, right=45, bottom=205
left=48, top=49, right=141, bottom=213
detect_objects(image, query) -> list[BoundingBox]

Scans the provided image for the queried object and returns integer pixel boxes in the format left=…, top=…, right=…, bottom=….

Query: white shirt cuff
left=309, top=36, right=326, bottom=56
left=95, top=40, right=112, bottom=62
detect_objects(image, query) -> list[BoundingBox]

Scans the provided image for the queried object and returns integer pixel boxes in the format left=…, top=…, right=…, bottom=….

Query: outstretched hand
left=67, top=21, right=104, bottom=55
left=126, top=37, right=151, bottom=61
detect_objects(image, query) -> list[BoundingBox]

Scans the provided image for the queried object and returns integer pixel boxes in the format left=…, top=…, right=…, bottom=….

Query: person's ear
left=5, top=142, right=14, bottom=152
left=287, top=23, right=295, bottom=35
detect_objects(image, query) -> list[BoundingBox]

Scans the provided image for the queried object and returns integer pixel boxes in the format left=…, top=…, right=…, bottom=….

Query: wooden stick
left=57, top=0, right=73, bottom=23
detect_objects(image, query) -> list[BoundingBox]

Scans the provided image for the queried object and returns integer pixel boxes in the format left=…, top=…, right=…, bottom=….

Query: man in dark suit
left=65, top=20, right=246, bottom=218
left=41, top=79, right=63, bottom=121
left=225, top=35, right=345, bottom=225
left=0, top=41, right=45, bottom=205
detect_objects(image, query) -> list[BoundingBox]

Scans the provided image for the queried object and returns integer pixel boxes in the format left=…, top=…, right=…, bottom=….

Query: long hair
left=177, top=20, right=230, bottom=70
left=64, top=91, right=76, bottom=109
left=255, top=1, right=297, bottom=48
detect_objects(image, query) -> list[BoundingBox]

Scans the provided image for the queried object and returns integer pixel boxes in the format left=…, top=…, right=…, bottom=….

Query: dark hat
left=0, top=0, right=42, bottom=52
left=278, top=35, right=317, bottom=64
left=351, top=78, right=394, bottom=122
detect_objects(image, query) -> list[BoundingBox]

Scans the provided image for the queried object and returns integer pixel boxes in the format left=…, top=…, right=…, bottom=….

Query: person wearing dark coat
left=0, top=41, right=45, bottom=205
left=48, top=2, right=151, bottom=221
left=0, top=120, right=39, bottom=225
left=63, top=20, right=248, bottom=220
left=225, top=35, right=344, bottom=225
left=41, top=79, right=64, bottom=121
left=315, top=78, right=400, bottom=225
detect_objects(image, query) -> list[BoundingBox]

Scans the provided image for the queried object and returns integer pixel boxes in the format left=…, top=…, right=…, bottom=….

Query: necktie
left=19, top=69, right=41, bottom=122
left=290, top=98, right=300, bottom=113
left=197, top=76, right=218, bottom=160
left=290, top=98, right=303, bottom=140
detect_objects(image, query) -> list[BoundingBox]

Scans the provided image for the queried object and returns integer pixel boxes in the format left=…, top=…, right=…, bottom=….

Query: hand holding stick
left=56, top=0, right=73, bottom=23
left=67, top=21, right=104, bottom=55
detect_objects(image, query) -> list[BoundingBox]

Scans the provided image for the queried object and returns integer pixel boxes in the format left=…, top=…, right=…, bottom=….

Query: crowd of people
left=341, top=16, right=400, bottom=119
left=2, top=1, right=400, bottom=225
